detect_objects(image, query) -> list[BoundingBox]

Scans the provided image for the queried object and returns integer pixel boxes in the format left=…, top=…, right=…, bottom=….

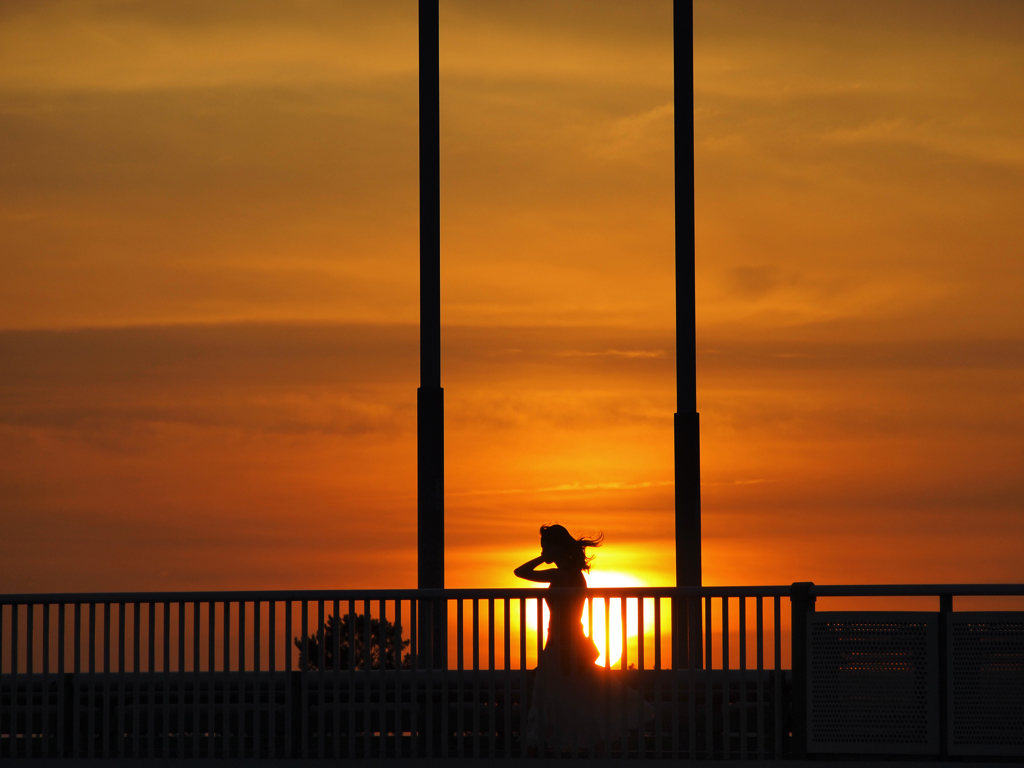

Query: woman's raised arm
left=514, top=554, right=555, bottom=583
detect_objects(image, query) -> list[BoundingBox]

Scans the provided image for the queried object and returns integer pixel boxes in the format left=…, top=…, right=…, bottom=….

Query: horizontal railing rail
left=807, top=584, right=1024, bottom=597
left=0, top=586, right=795, bottom=604
left=7, top=582, right=1022, bottom=607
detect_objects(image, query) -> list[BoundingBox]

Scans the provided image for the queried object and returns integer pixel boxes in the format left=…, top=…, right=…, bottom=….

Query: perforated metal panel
left=807, top=612, right=938, bottom=754
left=948, top=612, right=1024, bottom=756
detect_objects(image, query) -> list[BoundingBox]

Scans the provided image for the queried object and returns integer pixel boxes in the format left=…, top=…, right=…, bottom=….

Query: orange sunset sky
left=1, top=0, right=1022, bottom=595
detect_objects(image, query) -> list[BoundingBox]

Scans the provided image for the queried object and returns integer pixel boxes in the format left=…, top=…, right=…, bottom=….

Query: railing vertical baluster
left=16, top=602, right=22, bottom=757
left=756, top=596, right=764, bottom=759
left=13, top=603, right=19, bottom=758
left=456, top=598, right=464, bottom=759
left=425, top=599, right=434, bottom=759
left=267, top=601, right=276, bottom=759
left=223, top=601, right=231, bottom=759
left=653, top=597, right=662, bottom=759
left=102, top=602, right=110, bottom=758
left=673, top=595, right=681, bottom=760
left=4, top=605, right=10, bottom=757
left=588, top=593, right=597, bottom=760
left=423, top=600, right=432, bottom=759
left=27, top=603, right=35, bottom=758
left=238, top=601, right=245, bottom=758
left=687, top=595, right=696, bottom=760
left=284, top=601, right=292, bottom=758
left=442, top=598, right=451, bottom=760
left=333, top=598, right=340, bottom=760
left=568, top=591, right=577, bottom=758
left=87, top=602, right=95, bottom=758
left=773, top=596, right=781, bottom=760
left=207, top=601, right=215, bottom=759
left=178, top=601, right=185, bottom=759
left=23, top=606, right=33, bottom=761
left=704, top=596, right=712, bottom=759
left=488, top=597, right=495, bottom=759
left=163, top=601, right=170, bottom=758
left=299, top=600, right=307, bottom=759
left=3, top=608, right=9, bottom=750
left=192, top=602, right=200, bottom=760
left=739, top=596, right=747, bottom=760
left=472, top=599, right=480, bottom=759
left=638, top=595, right=646, bottom=760
left=286, top=601, right=295, bottom=758
left=347, top=599, right=355, bottom=758
left=0, top=604, right=5, bottom=760
left=147, top=602, right=155, bottom=758
left=503, top=597, right=511, bottom=759
left=43, top=603, right=51, bottom=758
left=132, top=602, right=139, bottom=758
left=362, top=601, right=371, bottom=759
left=393, top=599, right=401, bottom=759
left=378, top=599, right=385, bottom=759
left=722, top=596, right=729, bottom=760
left=253, top=601, right=260, bottom=758
left=409, top=598, right=418, bottom=758
left=57, top=604, right=66, bottom=758
left=73, top=603, right=81, bottom=758
left=117, top=603, right=125, bottom=758
left=3, top=604, right=9, bottom=759
left=603, top=595, right=610, bottom=758
left=38, top=606, right=51, bottom=765
left=536, top=596, right=545, bottom=757
left=14, top=606, right=19, bottom=761
left=620, top=595, right=628, bottom=755
left=43, top=604, right=50, bottom=677
left=519, top=598, right=526, bottom=759
left=317, top=600, right=325, bottom=759
left=444, top=598, right=451, bottom=759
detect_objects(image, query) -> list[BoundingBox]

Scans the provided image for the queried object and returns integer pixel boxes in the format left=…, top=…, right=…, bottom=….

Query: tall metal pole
left=418, top=0, right=444, bottom=591
left=675, top=0, right=701, bottom=589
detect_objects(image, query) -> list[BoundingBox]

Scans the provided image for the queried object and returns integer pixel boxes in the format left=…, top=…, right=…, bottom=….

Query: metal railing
left=2, top=584, right=1021, bottom=760
left=790, top=583, right=1024, bottom=761
left=0, top=586, right=790, bottom=759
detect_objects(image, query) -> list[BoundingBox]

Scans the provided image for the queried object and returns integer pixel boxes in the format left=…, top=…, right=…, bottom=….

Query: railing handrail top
left=806, top=583, right=1024, bottom=597
left=1, top=583, right=1022, bottom=604
left=0, top=585, right=789, bottom=603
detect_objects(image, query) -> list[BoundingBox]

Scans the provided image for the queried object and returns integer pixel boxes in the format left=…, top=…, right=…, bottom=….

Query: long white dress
left=526, top=570, right=654, bottom=753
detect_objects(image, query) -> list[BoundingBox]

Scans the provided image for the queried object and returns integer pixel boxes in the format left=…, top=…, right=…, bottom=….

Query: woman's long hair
left=540, top=523, right=604, bottom=572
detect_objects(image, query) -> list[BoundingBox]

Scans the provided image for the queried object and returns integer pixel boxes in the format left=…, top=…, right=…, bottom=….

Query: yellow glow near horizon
left=584, top=571, right=646, bottom=667
left=523, top=570, right=645, bottom=668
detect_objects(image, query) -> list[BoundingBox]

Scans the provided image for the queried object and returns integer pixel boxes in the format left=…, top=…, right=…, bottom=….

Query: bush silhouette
left=295, top=612, right=410, bottom=670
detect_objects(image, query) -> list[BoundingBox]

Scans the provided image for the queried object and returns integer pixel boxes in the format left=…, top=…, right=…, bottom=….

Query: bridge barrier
left=1, top=584, right=1021, bottom=760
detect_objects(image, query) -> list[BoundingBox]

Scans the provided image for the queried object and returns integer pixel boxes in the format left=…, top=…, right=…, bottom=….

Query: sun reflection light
left=524, top=570, right=645, bottom=668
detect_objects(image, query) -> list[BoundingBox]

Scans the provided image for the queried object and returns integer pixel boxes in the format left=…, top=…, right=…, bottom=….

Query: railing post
left=789, top=582, right=815, bottom=759
left=938, top=592, right=952, bottom=759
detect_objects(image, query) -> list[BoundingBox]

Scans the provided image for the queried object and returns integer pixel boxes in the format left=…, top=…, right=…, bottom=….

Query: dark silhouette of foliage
left=295, top=612, right=410, bottom=671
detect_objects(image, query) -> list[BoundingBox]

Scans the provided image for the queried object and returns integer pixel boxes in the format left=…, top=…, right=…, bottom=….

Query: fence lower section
left=947, top=612, right=1024, bottom=756
left=0, top=670, right=784, bottom=759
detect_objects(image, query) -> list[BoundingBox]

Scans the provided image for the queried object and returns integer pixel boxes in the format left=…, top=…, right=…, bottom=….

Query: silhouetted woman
left=515, top=524, right=654, bottom=754
left=515, top=524, right=604, bottom=751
